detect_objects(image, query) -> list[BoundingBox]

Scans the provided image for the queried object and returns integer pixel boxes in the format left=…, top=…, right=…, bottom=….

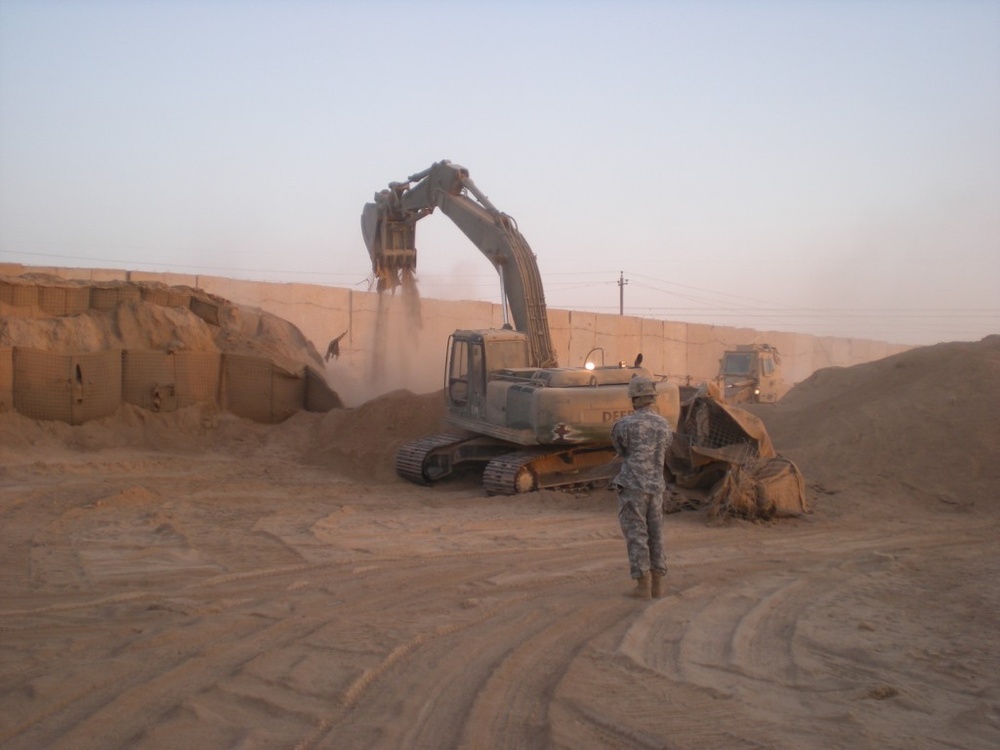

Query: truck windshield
left=722, top=353, right=753, bottom=376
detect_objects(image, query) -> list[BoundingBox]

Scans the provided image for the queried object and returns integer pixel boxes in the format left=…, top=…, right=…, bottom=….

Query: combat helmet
left=627, top=375, right=656, bottom=399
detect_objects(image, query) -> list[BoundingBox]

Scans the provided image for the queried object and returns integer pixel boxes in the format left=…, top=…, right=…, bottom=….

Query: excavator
left=361, top=160, right=680, bottom=494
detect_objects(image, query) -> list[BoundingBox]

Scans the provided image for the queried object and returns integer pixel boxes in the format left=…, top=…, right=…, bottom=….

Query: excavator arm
left=361, top=160, right=557, bottom=368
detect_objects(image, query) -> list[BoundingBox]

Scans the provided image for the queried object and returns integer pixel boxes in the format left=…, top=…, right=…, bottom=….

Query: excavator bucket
left=361, top=201, right=416, bottom=292
left=378, top=219, right=416, bottom=271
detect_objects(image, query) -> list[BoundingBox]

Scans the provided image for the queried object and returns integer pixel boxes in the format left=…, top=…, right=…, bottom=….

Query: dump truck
left=715, top=344, right=787, bottom=404
left=361, top=160, right=680, bottom=494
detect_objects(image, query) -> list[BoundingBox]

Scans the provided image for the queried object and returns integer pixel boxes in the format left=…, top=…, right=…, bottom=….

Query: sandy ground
left=2, top=338, right=999, bottom=750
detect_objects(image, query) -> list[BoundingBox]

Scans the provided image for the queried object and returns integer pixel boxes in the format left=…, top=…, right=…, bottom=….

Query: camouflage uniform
left=610, top=404, right=672, bottom=579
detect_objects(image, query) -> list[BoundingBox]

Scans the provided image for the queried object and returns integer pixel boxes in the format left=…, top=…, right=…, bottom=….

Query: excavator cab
left=445, top=329, right=531, bottom=418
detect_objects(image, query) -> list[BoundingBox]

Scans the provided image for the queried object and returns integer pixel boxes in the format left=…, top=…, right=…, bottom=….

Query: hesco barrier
left=305, top=368, right=341, bottom=413
left=0, top=278, right=215, bottom=320
left=13, top=348, right=123, bottom=424
left=38, top=285, right=91, bottom=316
left=0, top=348, right=12, bottom=412
left=7, top=348, right=340, bottom=426
left=0, top=282, right=38, bottom=307
left=222, top=354, right=305, bottom=424
left=1, top=277, right=343, bottom=424
left=90, top=284, right=142, bottom=311
left=189, top=297, right=221, bottom=325
left=138, top=285, right=191, bottom=308
left=122, top=350, right=222, bottom=412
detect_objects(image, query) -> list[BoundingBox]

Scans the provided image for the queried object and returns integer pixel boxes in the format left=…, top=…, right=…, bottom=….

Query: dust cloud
left=365, top=268, right=434, bottom=403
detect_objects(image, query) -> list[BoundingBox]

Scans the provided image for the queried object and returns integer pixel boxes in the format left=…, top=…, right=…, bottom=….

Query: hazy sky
left=1, top=0, right=998, bottom=346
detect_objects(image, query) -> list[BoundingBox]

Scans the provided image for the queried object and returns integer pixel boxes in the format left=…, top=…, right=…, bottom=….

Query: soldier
left=610, top=375, right=673, bottom=599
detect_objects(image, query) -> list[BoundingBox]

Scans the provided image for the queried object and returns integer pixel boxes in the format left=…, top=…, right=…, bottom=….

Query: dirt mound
left=0, top=401, right=269, bottom=458
left=297, top=389, right=447, bottom=482
left=756, top=335, right=1000, bottom=510
left=0, top=386, right=446, bottom=486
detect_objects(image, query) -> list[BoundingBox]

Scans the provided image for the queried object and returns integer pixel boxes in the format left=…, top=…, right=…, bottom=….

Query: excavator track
left=398, top=434, right=622, bottom=496
left=482, top=452, right=540, bottom=495
left=395, top=432, right=470, bottom=485
left=483, top=446, right=622, bottom=496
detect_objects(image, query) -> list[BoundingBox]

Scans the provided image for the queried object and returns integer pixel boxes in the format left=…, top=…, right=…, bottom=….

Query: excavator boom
left=362, top=160, right=557, bottom=368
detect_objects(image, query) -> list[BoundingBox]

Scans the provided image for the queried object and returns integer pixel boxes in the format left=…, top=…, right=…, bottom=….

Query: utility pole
left=618, top=270, right=628, bottom=316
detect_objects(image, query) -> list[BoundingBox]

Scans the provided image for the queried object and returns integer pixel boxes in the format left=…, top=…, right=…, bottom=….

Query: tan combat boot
left=651, top=571, right=666, bottom=599
left=630, top=572, right=651, bottom=599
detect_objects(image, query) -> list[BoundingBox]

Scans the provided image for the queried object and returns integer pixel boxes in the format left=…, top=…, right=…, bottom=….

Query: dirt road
left=2, top=407, right=997, bottom=749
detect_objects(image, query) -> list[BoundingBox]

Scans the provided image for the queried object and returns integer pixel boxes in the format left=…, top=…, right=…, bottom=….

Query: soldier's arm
left=611, top=420, right=629, bottom=455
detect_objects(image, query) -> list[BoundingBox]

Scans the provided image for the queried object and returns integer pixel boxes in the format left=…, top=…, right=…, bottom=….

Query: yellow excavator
left=362, top=160, right=680, bottom=494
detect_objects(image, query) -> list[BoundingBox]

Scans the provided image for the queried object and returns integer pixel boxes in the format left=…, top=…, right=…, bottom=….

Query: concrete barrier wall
left=1, top=263, right=911, bottom=407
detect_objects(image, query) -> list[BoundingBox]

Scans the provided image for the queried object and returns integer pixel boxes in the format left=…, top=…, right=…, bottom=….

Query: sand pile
left=0, top=387, right=447, bottom=484
left=757, top=335, right=1000, bottom=511
left=297, top=389, right=446, bottom=482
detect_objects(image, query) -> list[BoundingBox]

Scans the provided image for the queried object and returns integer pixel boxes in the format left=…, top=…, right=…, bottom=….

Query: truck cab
left=717, top=344, right=786, bottom=404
